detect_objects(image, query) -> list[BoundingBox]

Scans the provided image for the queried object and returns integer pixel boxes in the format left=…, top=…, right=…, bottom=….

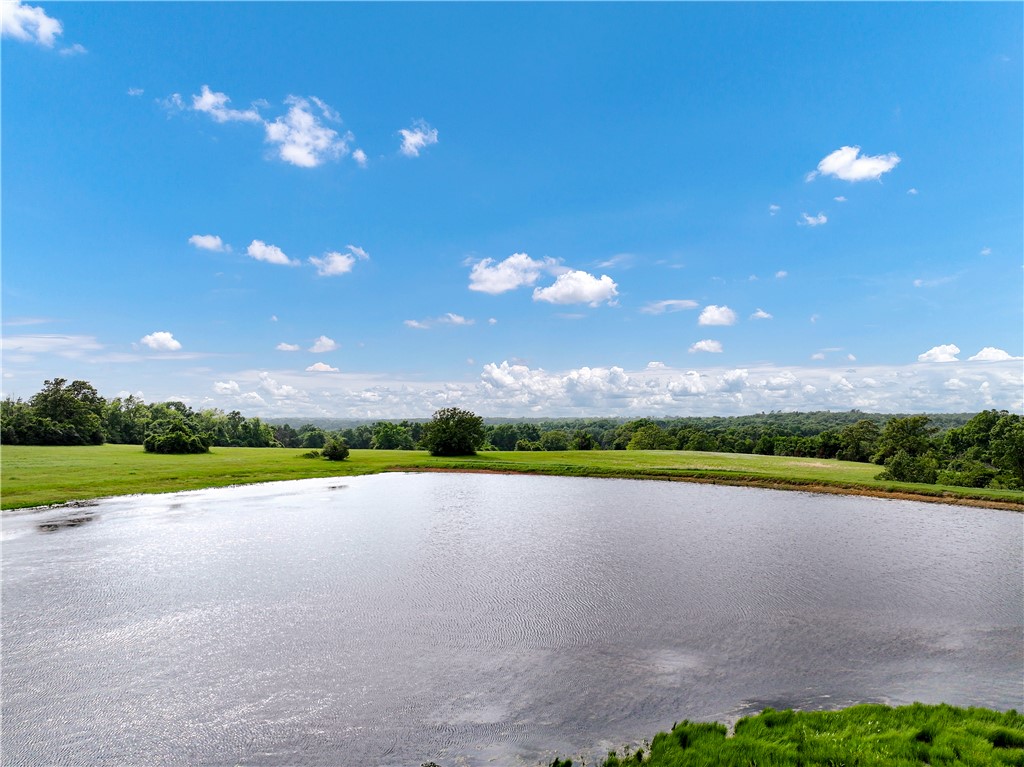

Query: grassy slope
left=592, top=703, right=1024, bottom=767
left=2, top=444, right=1022, bottom=510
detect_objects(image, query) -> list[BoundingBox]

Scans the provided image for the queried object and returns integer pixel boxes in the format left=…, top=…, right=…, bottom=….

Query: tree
left=29, top=378, right=106, bottom=445
left=322, top=437, right=350, bottom=461
left=627, top=424, right=675, bottom=450
left=872, top=415, right=937, bottom=465
left=420, top=407, right=485, bottom=456
left=837, top=419, right=881, bottom=462
left=370, top=421, right=415, bottom=450
left=539, top=430, right=571, bottom=451
left=143, top=414, right=210, bottom=454
left=990, top=414, right=1024, bottom=488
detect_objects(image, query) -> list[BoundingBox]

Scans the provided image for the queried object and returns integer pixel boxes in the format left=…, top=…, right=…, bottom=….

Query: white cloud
left=404, top=320, right=429, bottom=330
left=775, top=270, right=788, bottom=279
left=918, top=344, right=960, bottom=363
left=768, top=204, right=781, bottom=216
left=309, top=335, right=338, bottom=353
left=595, top=253, right=635, bottom=269
left=811, top=352, right=826, bottom=360
left=0, top=334, right=102, bottom=358
left=847, top=353, right=857, bottom=361
left=398, top=119, right=439, bottom=157
left=969, top=347, right=1020, bottom=362
left=468, top=252, right=558, bottom=294
left=533, top=271, right=618, bottom=307
left=439, top=313, right=474, bottom=326
left=800, top=212, right=828, bottom=227
left=1, top=0, right=63, bottom=47
left=246, top=240, right=298, bottom=266
left=240, top=392, right=267, bottom=406
left=907, top=187, right=919, bottom=195
left=309, top=245, right=369, bottom=277
left=834, top=196, right=847, bottom=202
left=640, top=299, right=698, bottom=315
left=188, top=234, right=230, bottom=252
left=306, top=362, right=339, bottom=373
left=689, top=339, right=723, bottom=354
left=488, top=318, right=497, bottom=325
left=750, top=308, right=773, bottom=320
left=980, top=247, right=992, bottom=256
left=265, top=95, right=351, bottom=168
left=160, top=93, right=185, bottom=113
left=127, top=87, right=144, bottom=97
left=258, top=371, right=300, bottom=398
left=352, top=148, right=368, bottom=167
left=192, top=85, right=261, bottom=123
left=647, top=361, right=666, bottom=369
left=59, top=42, right=86, bottom=56
left=276, top=342, right=300, bottom=352
left=140, top=331, right=182, bottom=352
left=698, top=305, right=737, bottom=326
left=808, top=145, right=901, bottom=182
left=213, top=380, right=240, bottom=395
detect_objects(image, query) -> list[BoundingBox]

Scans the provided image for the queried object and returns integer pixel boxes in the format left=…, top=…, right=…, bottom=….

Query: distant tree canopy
left=420, top=407, right=485, bottom=456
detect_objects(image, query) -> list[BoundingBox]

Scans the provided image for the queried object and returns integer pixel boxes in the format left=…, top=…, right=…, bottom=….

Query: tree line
left=3, top=379, right=1020, bottom=489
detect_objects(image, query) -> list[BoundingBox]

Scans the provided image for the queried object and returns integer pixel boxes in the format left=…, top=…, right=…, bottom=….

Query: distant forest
left=3, top=378, right=1022, bottom=490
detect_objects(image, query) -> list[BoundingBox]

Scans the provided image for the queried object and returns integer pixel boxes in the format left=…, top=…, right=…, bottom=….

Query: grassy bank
left=571, top=703, right=1024, bottom=767
left=2, top=444, right=1022, bottom=510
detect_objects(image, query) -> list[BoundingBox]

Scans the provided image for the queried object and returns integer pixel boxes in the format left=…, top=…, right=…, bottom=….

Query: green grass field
left=2, top=444, right=1022, bottom=510
left=584, top=703, right=1024, bottom=767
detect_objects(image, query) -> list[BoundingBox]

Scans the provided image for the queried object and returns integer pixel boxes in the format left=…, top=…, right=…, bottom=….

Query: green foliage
left=627, top=423, right=676, bottom=450
left=143, top=416, right=210, bottom=454
left=322, top=437, right=350, bottom=461
left=872, top=414, right=938, bottom=464
left=573, top=703, right=1024, bottom=767
left=420, top=407, right=485, bottom=456
left=539, top=429, right=571, bottom=451
left=877, top=448, right=938, bottom=484
left=370, top=421, right=415, bottom=450
left=838, top=419, right=881, bottom=462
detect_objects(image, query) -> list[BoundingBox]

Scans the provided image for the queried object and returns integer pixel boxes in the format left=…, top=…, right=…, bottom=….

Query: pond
left=2, top=473, right=1021, bottom=766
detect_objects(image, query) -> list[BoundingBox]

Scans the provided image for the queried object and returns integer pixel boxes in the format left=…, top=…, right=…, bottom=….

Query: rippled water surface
left=3, top=474, right=1022, bottom=765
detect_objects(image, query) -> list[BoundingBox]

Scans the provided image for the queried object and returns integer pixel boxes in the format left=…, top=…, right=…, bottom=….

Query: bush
left=322, top=438, right=350, bottom=461
left=420, top=407, right=485, bottom=456
left=876, top=449, right=938, bottom=484
left=143, top=423, right=210, bottom=454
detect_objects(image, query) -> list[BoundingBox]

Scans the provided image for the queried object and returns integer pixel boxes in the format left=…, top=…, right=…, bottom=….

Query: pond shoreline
left=405, top=466, right=1024, bottom=512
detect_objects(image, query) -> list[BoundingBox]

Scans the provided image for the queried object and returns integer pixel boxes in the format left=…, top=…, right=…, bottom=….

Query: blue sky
left=3, top=1, right=1022, bottom=419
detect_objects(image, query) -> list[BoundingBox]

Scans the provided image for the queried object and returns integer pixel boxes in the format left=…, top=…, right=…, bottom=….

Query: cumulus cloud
left=768, top=204, right=781, bottom=216
left=533, top=271, right=618, bottom=306
left=776, top=270, right=788, bottom=279
left=140, top=331, right=182, bottom=351
left=800, top=212, right=828, bottom=227
left=907, top=187, right=919, bottom=195
left=1, top=0, right=62, bottom=47
left=698, top=305, right=737, bottom=326
left=213, top=380, right=240, bottom=395
left=468, top=253, right=558, bottom=294
left=276, top=342, right=300, bottom=351
left=980, top=247, right=992, bottom=256
left=258, top=371, right=300, bottom=398
left=188, top=234, right=230, bottom=252
left=689, top=339, right=723, bottom=353
left=246, top=240, right=298, bottom=266
left=306, top=362, right=339, bottom=373
left=640, top=299, right=698, bottom=315
left=309, top=246, right=368, bottom=277
left=352, top=148, right=368, bottom=167
left=750, top=308, right=773, bottom=320
left=265, top=95, right=351, bottom=168
left=969, top=347, right=1019, bottom=362
left=192, top=85, right=261, bottom=123
left=309, top=335, right=338, bottom=353
left=398, top=119, right=439, bottom=157
left=834, top=196, right=847, bottom=202
left=808, top=145, right=901, bottom=182
left=918, top=344, right=960, bottom=363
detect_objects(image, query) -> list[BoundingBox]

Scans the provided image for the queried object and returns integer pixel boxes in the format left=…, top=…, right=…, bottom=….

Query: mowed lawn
left=2, top=444, right=1022, bottom=510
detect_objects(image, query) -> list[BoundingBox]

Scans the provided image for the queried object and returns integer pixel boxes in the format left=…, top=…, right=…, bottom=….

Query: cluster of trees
left=4, top=380, right=1020, bottom=487
left=2, top=379, right=277, bottom=453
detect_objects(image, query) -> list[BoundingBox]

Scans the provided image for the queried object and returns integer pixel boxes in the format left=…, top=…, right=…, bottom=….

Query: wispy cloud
left=750, top=308, right=773, bottom=320
left=192, top=85, right=261, bottom=123
left=768, top=204, right=781, bottom=216
left=398, top=119, right=439, bottom=157
left=807, top=145, right=900, bottom=182
left=640, top=299, right=698, bottom=315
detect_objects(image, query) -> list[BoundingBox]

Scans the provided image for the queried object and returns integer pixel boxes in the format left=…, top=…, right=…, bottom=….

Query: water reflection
left=36, top=513, right=97, bottom=533
left=2, top=474, right=1021, bottom=766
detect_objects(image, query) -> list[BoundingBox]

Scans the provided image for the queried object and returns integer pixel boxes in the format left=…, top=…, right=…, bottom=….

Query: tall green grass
left=2, top=444, right=1022, bottom=510
left=587, top=704, right=1024, bottom=767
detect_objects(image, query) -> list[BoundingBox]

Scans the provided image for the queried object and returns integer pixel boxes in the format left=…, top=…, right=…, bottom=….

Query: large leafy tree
left=871, top=415, right=937, bottom=465
left=28, top=378, right=106, bottom=445
left=420, top=408, right=485, bottom=456
left=370, top=421, right=415, bottom=450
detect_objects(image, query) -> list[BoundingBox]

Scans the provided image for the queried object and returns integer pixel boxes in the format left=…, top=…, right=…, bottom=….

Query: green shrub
left=322, top=438, right=350, bottom=461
